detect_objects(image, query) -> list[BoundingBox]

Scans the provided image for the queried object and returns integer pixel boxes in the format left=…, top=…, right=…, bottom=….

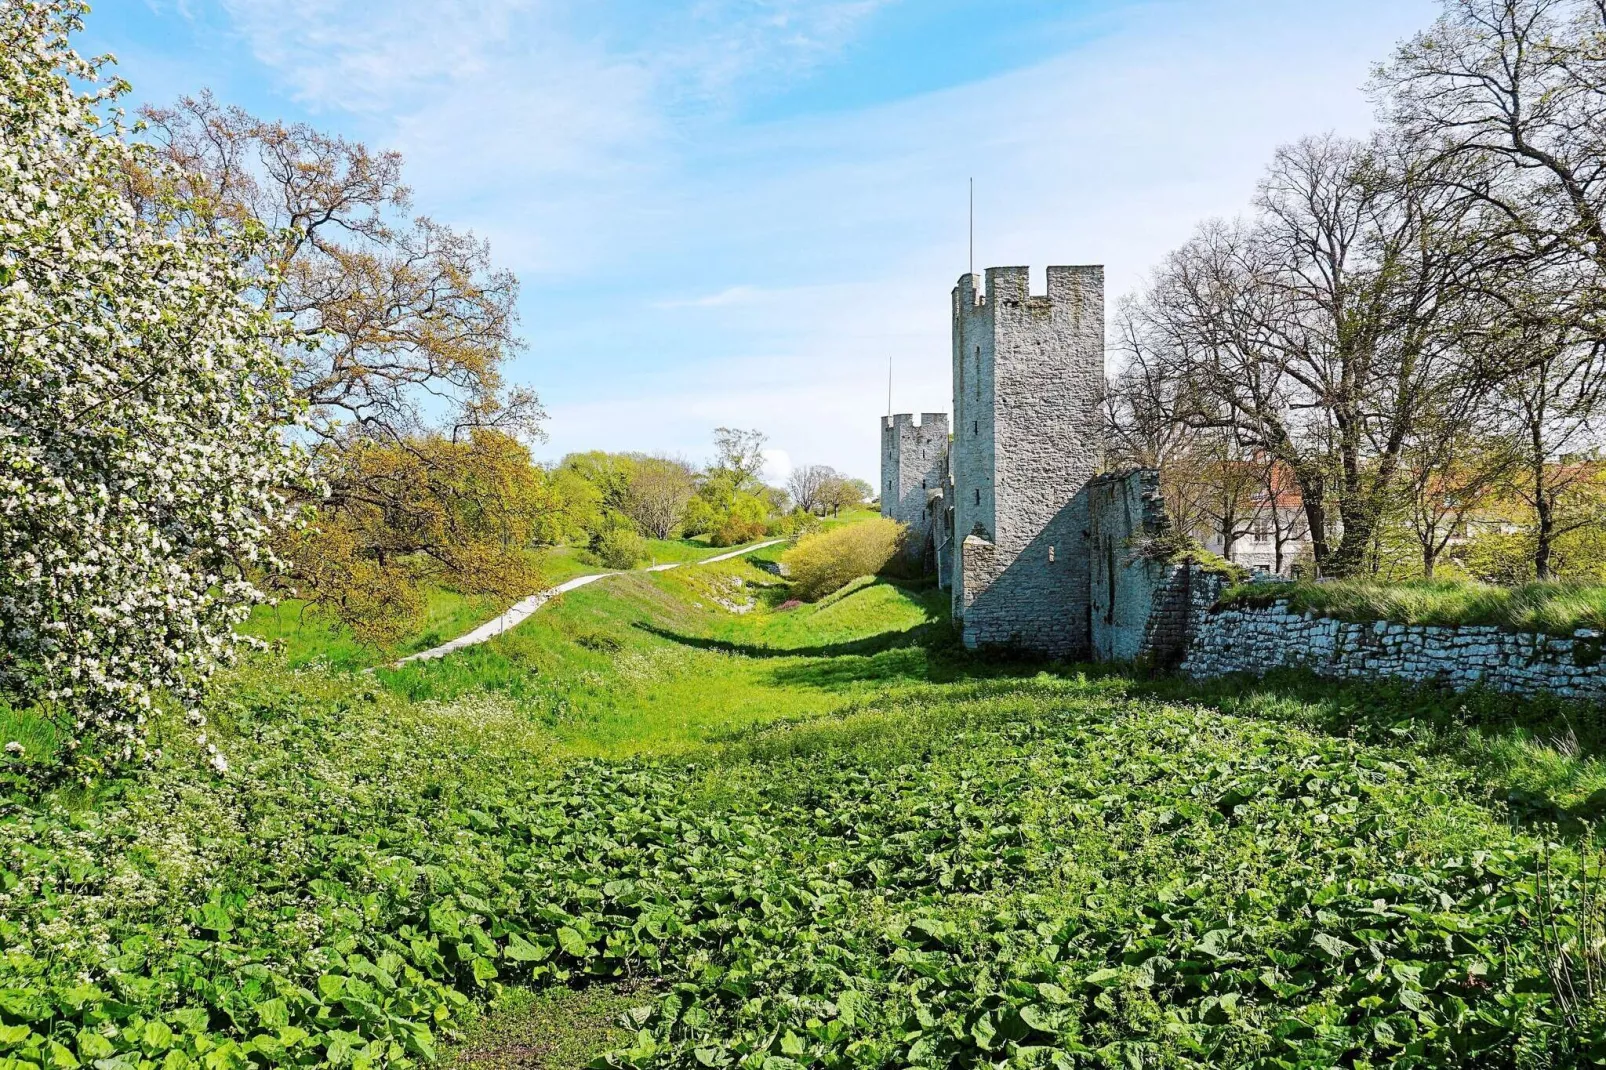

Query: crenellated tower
left=880, top=412, right=949, bottom=569
left=950, top=265, right=1105, bottom=657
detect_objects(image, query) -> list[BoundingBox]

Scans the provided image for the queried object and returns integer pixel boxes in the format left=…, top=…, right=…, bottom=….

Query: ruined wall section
left=880, top=413, right=949, bottom=565
left=952, top=266, right=1105, bottom=658
left=1185, top=606, right=1606, bottom=701
left=1088, top=469, right=1169, bottom=662
left=1087, top=470, right=1229, bottom=665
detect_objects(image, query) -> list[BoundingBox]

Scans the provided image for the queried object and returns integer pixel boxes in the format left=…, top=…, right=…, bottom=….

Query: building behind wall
left=879, top=412, right=949, bottom=568
left=949, top=266, right=1105, bottom=658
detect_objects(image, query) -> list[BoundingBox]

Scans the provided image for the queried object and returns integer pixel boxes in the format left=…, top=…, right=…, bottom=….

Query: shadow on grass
left=631, top=620, right=943, bottom=660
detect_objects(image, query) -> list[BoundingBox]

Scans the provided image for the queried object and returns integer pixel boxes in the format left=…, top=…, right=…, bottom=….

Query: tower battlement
left=882, top=412, right=949, bottom=434
left=949, top=264, right=1105, bottom=658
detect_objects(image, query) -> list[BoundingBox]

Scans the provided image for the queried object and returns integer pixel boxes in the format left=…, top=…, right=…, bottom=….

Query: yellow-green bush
left=710, top=494, right=770, bottom=547
left=782, top=517, right=905, bottom=601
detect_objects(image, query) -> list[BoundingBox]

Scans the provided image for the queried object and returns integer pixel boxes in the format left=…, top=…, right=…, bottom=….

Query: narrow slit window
left=1048, top=545, right=1056, bottom=563
left=974, top=489, right=980, bottom=505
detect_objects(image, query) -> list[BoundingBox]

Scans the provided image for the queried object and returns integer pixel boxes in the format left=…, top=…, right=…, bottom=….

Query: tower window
left=974, top=489, right=980, bottom=505
left=973, top=421, right=978, bottom=435
left=1049, top=545, right=1056, bottom=563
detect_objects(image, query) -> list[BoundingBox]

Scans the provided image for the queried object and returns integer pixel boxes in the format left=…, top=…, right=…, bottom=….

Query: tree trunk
left=1298, top=474, right=1330, bottom=576
left=1326, top=510, right=1378, bottom=579
left=1535, top=483, right=1555, bottom=581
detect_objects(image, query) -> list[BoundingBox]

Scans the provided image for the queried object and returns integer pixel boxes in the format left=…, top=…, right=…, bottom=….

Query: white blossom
left=0, top=1, right=310, bottom=754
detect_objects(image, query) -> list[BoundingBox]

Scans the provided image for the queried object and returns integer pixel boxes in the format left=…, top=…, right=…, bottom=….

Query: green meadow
left=2, top=540, right=1605, bottom=1069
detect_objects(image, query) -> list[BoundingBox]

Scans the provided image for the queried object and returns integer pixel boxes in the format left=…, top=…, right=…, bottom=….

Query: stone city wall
left=1183, top=602, right=1606, bottom=701
left=880, top=412, right=948, bottom=567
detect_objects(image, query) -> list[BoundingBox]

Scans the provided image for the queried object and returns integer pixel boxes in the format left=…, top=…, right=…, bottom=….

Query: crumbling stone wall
left=880, top=412, right=948, bottom=568
left=1087, top=468, right=1226, bottom=665
left=1184, top=604, right=1606, bottom=701
left=950, top=266, right=1104, bottom=658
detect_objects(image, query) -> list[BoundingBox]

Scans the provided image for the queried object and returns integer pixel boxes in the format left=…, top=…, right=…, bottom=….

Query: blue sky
left=89, top=0, right=1437, bottom=482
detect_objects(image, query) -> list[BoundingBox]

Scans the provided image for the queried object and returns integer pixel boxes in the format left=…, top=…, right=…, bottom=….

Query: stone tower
left=950, top=266, right=1105, bottom=658
left=880, top=412, right=949, bottom=567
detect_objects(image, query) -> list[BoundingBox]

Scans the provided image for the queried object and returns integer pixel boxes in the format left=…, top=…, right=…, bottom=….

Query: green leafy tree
left=279, top=430, right=545, bottom=643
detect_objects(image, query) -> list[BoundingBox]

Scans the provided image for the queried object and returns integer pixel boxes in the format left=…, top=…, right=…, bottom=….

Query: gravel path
left=392, top=539, right=785, bottom=667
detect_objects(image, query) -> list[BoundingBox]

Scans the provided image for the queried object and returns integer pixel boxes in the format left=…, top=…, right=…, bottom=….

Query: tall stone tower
left=950, top=266, right=1105, bottom=658
left=880, top=413, right=949, bottom=567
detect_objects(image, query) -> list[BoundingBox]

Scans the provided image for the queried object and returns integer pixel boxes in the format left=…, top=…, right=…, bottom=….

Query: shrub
left=782, top=517, right=905, bottom=601
left=768, top=509, right=822, bottom=539
left=680, top=498, right=716, bottom=538
left=593, top=526, right=647, bottom=570
left=710, top=494, right=769, bottom=547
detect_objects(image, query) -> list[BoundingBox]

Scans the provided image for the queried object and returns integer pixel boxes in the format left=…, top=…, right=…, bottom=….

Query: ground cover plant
left=1218, top=577, right=1606, bottom=637
left=0, top=554, right=1604, bottom=1069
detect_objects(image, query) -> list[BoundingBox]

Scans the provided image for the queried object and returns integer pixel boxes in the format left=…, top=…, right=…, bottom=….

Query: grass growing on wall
left=1218, top=576, right=1606, bottom=636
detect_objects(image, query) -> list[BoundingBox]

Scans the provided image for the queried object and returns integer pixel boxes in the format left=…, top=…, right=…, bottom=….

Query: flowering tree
left=0, top=0, right=307, bottom=761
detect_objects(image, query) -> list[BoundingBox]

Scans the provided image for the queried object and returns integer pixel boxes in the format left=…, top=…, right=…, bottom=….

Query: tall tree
left=1377, top=0, right=1606, bottom=576
left=710, top=427, right=769, bottom=492
left=624, top=457, right=697, bottom=540
left=137, top=93, right=540, bottom=444
left=130, top=95, right=555, bottom=628
left=787, top=464, right=837, bottom=515
left=1399, top=413, right=1518, bottom=576
left=1378, top=0, right=1606, bottom=291
left=1130, top=134, right=1498, bottom=576
left=1496, top=316, right=1606, bottom=575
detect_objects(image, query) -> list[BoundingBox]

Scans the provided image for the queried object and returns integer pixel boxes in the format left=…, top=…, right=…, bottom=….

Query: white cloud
left=761, top=447, right=793, bottom=485
left=201, top=0, right=1439, bottom=480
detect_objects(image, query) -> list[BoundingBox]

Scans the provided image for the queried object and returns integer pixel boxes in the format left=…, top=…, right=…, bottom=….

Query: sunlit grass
left=241, top=584, right=503, bottom=670
left=373, top=561, right=949, bottom=759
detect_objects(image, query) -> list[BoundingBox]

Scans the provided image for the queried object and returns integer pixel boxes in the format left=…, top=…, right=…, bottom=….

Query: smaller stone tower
left=880, top=412, right=949, bottom=569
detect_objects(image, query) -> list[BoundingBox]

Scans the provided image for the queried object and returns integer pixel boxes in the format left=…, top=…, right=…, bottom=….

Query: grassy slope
left=4, top=551, right=1606, bottom=1067
left=239, top=536, right=779, bottom=673
left=244, top=586, right=505, bottom=671
left=1220, top=576, right=1606, bottom=635
left=373, top=560, right=946, bottom=758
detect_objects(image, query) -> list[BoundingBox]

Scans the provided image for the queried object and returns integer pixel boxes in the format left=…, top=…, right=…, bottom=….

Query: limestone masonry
left=880, top=265, right=1106, bottom=658
left=879, top=413, right=947, bottom=569
left=1185, top=606, right=1606, bottom=701
left=876, top=266, right=1596, bottom=704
